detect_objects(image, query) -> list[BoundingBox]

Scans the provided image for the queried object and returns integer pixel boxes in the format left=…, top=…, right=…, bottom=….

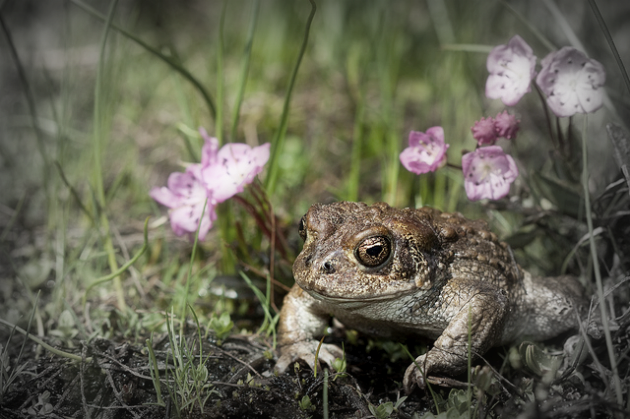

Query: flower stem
left=446, top=162, right=462, bottom=170
left=555, top=116, right=566, bottom=156
left=534, top=83, right=557, bottom=150
left=581, top=115, right=623, bottom=407
left=565, top=115, right=573, bottom=161
left=180, top=202, right=207, bottom=329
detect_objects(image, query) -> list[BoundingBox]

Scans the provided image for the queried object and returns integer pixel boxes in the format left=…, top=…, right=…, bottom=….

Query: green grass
left=1, top=0, right=629, bottom=416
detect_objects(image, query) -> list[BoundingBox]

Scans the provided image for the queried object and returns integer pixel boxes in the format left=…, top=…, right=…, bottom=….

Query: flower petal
left=400, top=127, right=449, bottom=174
left=535, top=47, right=605, bottom=117
left=199, top=128, right=220, bottom=167
left=462, top=146, right=518, bottom=201
left=149, top=186, right=180, bottom=208
left=169, top=201, right=216, bottom=240
left=202, top=142, right=271, bottom=203
left=485, top=35, right=537, bottom=106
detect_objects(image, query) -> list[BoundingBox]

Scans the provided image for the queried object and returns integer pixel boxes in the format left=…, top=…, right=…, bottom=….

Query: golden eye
left=355, top=236, right=391, bottom=267
left=298, top=216, right=307, bottom=241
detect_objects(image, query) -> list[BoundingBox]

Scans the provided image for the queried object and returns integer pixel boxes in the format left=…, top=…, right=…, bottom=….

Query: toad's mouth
left=302, top=285, right=415, bottom=304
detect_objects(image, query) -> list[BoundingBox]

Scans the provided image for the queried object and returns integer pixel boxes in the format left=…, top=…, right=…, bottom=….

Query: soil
left=1, top=319, right=627, bottom=419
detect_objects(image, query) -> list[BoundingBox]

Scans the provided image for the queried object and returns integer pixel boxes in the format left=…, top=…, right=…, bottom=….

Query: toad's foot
left=403, top=354, right=429, bottom=392
left=275, top=340, right=344, bottom=373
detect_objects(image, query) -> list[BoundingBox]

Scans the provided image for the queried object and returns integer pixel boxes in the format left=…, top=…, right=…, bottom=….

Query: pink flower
left=151, top=127, right=270, bottom=240
left=535, top=47, right=606, bottom=117
left=150, top=169, right=217, bottom=240
left=199, top=128, right=220, bottom=166
left=399, top=127, right=449, bottom=174
left=188, top=128, right=220, bottom=181
left=471, top=117, right=498, bottom=145
left=486, top=35, right=537, bottom=106
left=462, top=146, right=518, bottom=201
left=201, top=142, right=271, bottom=203
left=493, top=111, right=520, bottom=139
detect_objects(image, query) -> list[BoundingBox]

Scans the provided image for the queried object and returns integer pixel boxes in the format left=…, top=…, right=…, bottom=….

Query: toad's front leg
left=403, top=281, right=510, bottom=393
left=275, top=285, right=344, bottom=373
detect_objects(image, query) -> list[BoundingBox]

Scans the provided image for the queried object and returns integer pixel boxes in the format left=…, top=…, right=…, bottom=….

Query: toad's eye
left=298, top=216, right=307, bottom=241
left=355, top=236, right=391, bottom=267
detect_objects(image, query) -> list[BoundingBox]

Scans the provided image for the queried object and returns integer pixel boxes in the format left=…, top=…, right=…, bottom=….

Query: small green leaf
left=209, top=312, right=234, bottom=341
left=299, top=395, right=315, bottom=412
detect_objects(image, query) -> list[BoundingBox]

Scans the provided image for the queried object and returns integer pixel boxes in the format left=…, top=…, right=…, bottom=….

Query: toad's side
left=276, top=201, right=592, bottom=392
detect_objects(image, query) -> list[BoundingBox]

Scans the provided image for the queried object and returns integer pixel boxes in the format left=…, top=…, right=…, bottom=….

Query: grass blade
left=581, top=115, right=623, bottom=407
left=230, top=0, right=261, bottom=142
left=588, top=0, right=630, bottom=97
left=264, top=0, right=317, bottom=195
left=216, top=0, right=227, bottom=143
left=70, top=0, right=216, bottom=121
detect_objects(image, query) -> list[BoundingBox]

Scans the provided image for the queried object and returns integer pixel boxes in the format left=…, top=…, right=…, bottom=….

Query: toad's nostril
left=303, top=254, right=312, bottom=267
left=322, top=260, right=335, bottom=274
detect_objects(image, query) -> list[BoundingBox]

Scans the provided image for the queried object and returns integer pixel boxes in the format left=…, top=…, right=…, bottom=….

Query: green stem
left=54, top=161, right=97, bottom=226
left=534, top=84, right=557, bottom=149
left=216, top=0, right=227, bottom=143
left=346, top=99, right=365, bottom=202
left=146, top=336, right=165, bottom=406
left=91, top=0, right=126, bottom=311
left=555, top=116, right=565, bottom=154
left=588, top=0, right=630, bottom=97
left=441, top=44, right=493, bottom=53
left=179, top=201, right=208, bottom=328
left=70, top=0, right=216, bottom=121
left=230, top=0, right=261, bottom=142
left=264, top=0, right=317, bottom=195
left=501, top=0, right=555, bottom=52
left=83, top=218, right=150, bottom=307
left=581, top=115, right=623, bottom=407
left=0, top=318, right=90, bottom=363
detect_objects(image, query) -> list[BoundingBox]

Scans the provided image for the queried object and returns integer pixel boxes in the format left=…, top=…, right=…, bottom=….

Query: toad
left=276, top=202, right=595, bottom=392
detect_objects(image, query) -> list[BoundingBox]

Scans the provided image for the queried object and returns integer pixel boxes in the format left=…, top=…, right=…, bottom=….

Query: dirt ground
left=2, top=313, right=628, bottom=419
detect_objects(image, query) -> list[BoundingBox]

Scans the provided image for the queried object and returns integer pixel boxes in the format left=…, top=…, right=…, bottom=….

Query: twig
left=53, top=374, right=80, bottom=412
left=104, top=368, right=142, bottom=419
left=217, top=347, right=264, bottom=380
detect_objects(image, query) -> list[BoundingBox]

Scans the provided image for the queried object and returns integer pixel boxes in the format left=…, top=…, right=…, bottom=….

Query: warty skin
left=276, top=202, right=595, bottom=392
